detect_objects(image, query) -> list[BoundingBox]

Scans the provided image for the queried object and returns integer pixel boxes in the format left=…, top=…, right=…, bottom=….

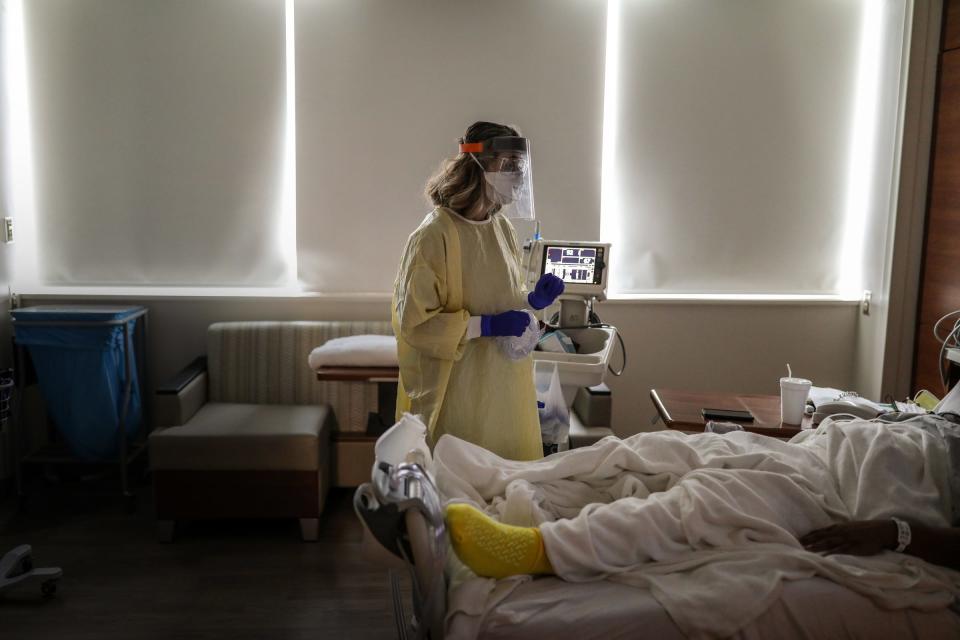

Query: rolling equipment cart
left=10, top=305, right=148, bottom=506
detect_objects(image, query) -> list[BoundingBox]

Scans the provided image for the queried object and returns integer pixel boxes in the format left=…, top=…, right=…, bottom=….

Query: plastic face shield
left=460, top=136, right=535, bottom=220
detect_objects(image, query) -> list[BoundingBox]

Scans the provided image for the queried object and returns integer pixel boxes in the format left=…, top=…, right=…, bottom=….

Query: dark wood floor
left=0, top=476, right=402, bottom=640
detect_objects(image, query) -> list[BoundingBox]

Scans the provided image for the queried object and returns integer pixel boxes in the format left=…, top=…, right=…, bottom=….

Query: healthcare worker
left=392, top=121, right=565, bottom=460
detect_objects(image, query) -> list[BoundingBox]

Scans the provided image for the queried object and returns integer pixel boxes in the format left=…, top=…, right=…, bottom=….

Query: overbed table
left=650, top=388, right=812, bottom=439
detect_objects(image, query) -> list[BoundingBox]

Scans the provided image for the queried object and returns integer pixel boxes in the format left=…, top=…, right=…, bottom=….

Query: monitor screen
left=542, top=245, right=604, bottom=285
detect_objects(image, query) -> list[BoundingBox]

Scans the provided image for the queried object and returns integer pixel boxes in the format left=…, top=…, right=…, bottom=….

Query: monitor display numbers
left=543, top=246, right=602, bottom=285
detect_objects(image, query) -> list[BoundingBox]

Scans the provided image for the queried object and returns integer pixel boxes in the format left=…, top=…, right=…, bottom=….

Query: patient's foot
left=445, top=503, right=553, bottom=579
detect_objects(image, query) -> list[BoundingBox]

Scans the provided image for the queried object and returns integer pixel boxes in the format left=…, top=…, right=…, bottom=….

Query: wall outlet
left=2, top=217, right=13, bottom=244
left=861, top=290, right=872, bottom=315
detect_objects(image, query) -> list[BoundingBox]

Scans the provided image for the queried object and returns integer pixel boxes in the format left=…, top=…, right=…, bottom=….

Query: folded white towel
left=308, top=334, right=398, bottom=369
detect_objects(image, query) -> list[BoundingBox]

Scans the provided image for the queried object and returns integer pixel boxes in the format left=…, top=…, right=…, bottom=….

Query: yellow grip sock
left=445, top=503, right=554, bottom=579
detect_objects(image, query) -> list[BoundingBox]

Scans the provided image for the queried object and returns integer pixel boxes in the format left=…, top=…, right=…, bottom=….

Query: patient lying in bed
left=435, top=413, right=960, bottom=638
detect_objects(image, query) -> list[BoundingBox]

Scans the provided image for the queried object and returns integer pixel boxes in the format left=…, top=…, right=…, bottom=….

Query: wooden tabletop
left=650, top=388, right=811, bottom=438
left=315, top=366, right=399, bottom=382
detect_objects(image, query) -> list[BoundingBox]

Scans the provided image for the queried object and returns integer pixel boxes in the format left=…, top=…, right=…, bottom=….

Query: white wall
left=0, top=0, right=13, bottom=480
left=0, top=0, right=11, bottom=365
left=598, top=301, right=858, bottom=434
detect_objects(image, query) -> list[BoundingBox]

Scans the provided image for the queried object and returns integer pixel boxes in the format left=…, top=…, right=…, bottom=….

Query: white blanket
left=434, top=416, right=960, bottom=639
left=307, top=334, right=398, bottom=369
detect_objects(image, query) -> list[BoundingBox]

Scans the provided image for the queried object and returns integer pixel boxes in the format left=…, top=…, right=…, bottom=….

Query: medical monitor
left=538, top=240, right=610, bottom=299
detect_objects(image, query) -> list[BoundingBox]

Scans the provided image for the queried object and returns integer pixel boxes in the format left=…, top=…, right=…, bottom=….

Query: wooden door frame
left=880, top=0, right=945, bottom=400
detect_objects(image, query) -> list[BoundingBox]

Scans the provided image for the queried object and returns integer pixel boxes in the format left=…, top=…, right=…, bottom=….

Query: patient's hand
left=799, top=520, right=897, bottom=556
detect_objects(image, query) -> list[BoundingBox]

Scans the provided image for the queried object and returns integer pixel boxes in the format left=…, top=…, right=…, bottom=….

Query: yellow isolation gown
left=392, top=206, right=542, bottom=461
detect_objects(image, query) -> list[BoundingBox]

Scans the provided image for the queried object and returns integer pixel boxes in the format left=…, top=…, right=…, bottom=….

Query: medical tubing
left=611, top=329, right=626, bottom=376
left=933, top=310, right=960, bottom=390
left=522, top=240, right=538, bottom=291
left=876, top=412, right=938, bottom=424
left=933, top=309, right=960, bottom=343
left=819, top=413, right=881, bottom=425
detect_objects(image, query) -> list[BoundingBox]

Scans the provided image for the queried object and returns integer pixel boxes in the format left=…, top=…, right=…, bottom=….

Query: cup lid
left=780, top=377, right=812, bottom=386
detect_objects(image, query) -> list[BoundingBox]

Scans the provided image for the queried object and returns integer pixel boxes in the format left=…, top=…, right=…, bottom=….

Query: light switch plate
left=2, top=217, right=13, bottom=244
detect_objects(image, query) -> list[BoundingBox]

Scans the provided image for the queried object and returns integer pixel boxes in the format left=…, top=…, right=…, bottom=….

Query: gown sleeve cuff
left=465, top=316, right=483, bottom=340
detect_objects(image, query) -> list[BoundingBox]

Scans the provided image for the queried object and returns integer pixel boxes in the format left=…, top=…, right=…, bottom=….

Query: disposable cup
left=780, top=377, right=812, bottom=426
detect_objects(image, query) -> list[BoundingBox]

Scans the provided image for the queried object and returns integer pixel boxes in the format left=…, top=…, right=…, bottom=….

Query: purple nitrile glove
left=481, top=310, right=530, bottom=337
left=527, top=273, right=565, bottom=310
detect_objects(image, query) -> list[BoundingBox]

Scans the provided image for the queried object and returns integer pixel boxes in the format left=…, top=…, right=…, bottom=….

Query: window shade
left=0, top=0, right=8, bottom=231
left=295, top=0, right=606, bottom=293
left=25, top=0, right=288, bottom=286
left=603, top=0, right=905, bottom=295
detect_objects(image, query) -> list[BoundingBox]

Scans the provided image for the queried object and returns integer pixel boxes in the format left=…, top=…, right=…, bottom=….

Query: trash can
left=11, top=305, right=147, bottom=462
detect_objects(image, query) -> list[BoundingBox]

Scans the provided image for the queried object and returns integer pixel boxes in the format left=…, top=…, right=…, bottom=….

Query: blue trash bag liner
left=14, top=321, right=142, bottom=461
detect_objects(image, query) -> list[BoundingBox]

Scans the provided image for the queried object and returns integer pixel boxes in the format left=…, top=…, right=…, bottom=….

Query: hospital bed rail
left=354, top=416, right=447, bottom=640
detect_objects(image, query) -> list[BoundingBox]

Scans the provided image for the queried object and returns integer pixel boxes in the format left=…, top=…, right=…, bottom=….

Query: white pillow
left=308, top=334, right=398, bottom=369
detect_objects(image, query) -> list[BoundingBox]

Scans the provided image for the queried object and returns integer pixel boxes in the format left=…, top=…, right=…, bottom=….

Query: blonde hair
left=425, top=121, right=520, bottom=216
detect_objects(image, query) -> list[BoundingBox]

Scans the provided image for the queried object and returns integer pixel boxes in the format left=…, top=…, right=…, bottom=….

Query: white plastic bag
left=497, top=310, right=541, bottom=360
left=534, top=361, right=570, bottom=455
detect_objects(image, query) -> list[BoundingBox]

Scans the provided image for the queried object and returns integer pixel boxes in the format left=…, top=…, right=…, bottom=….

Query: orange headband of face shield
left=458, top=136, right=529, bottom=156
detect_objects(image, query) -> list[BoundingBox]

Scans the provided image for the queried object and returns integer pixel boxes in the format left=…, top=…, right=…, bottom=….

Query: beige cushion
left=206, top=322, right=393, bottom=435
left=150, top=403, right=331, bottom=471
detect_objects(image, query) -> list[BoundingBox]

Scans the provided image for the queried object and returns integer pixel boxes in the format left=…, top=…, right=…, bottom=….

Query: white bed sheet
left=467, top=576, right=960, bottom=640
left=435, top=417, right=960, bottom=638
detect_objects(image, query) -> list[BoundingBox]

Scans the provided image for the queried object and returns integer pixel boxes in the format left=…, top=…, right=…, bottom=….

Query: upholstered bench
left=150, top=320, right=392, bottom=542
left=151, top=403, right=333, bottom=541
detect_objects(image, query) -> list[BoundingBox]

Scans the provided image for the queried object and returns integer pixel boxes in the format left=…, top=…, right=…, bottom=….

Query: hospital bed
left=355, top=417, right=960, bottom=640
